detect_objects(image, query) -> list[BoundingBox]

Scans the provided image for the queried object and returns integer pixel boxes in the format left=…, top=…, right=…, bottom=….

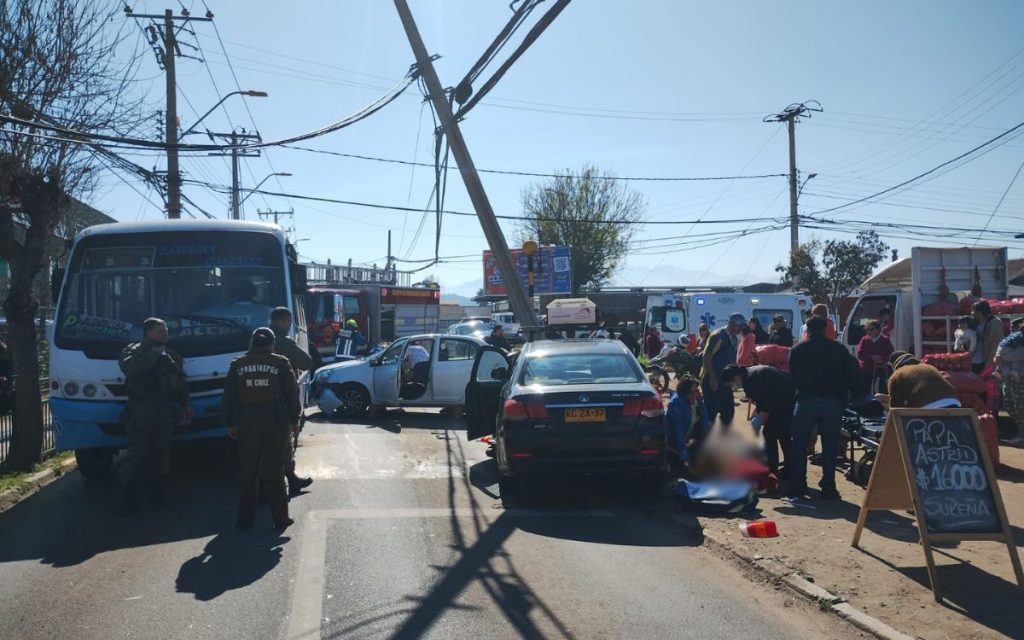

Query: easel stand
left=851, top=408, right=1024, bottom=601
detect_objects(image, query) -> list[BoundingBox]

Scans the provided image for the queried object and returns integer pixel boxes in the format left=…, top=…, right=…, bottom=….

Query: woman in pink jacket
left=736, top=325, right=756, bottom=367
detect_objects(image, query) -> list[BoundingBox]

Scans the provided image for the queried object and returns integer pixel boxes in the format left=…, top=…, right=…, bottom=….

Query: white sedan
left=311, top=333, right=487, bottom=417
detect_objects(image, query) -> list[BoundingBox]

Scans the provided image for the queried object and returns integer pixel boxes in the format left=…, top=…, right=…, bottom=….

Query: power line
left=280, top=143, right=787, bottom=182
left=197, top=32, right=765, bottom=123
left=207, top=19, right=292, bottom=214
left=0, top=72, right=418, bottom=152
left=453, top=0, right=571, bottom=120
left=816, top=45, right=1024, bottom=176
left=180, top=177, right=795, bottom=225
left=808, top=119, right=1024, bottom=216
left=802, top=190, right=1024, bottom=220
left=973, top=158, right=1024, bottom=246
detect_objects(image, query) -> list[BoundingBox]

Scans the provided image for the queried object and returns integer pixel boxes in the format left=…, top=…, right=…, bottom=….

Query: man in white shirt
left=402, top=341, right=432, bottom=385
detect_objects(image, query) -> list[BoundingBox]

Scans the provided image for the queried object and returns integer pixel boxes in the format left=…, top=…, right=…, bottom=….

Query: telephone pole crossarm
left=764, top=100, right=822, bottom=254
left=208, top=130, right=262, bottom=220
left=125, top=7, right=216, bottom=219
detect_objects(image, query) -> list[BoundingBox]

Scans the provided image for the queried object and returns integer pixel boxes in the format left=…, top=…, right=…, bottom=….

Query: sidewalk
left=695, top=403, right=1024, bottom=640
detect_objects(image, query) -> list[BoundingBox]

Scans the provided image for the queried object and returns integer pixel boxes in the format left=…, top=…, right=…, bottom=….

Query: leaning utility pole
left=764, top=101, right=822, bottom=254
left=125, top=6, right=213, bottom=219
left=394, top=0, right=539, bottom=331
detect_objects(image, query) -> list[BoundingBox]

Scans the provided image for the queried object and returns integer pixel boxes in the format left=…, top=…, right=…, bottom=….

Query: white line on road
left=284, top=507, right=613, bottom=640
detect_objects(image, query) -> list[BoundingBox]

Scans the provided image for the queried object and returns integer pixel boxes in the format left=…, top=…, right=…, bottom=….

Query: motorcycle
left=643, top=337, right=701, bottom=395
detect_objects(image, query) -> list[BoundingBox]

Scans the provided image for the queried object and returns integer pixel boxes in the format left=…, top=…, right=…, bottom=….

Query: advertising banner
left=483, top=245, right=571, bottom=296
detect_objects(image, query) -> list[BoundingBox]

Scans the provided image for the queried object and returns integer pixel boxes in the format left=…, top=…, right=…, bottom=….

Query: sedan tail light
left=503, top=399, right=548, bottom=421
left=622, top=394, right=665, bottom=418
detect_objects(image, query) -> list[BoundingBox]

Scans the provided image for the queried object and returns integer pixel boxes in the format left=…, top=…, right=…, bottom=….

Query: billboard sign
left=483, top=245, right=572, bottom=296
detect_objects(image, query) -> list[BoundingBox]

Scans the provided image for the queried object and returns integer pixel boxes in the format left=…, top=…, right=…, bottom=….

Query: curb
left=0, top=456, right=78, bottom=514
left=670, top=513, right=914, bottom=640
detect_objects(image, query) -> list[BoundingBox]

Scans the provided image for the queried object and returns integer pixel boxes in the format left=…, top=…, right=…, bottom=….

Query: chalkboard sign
left=901, top=414, right=1000, bottom=534
left=852, top=408, right=1024, bottom=602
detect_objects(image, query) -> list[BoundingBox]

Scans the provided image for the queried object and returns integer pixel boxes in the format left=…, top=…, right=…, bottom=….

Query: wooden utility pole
left=764, top=101, right=822, bottom=254
left=208, top=130, right=260, bottom=219
left=163, top=10, right=181, bottom=219
left=393, top=0, right=539, bottom=332
left=125, top=7, right=213, bottom=219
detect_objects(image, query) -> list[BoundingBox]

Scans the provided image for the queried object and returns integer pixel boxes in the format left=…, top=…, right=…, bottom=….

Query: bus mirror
left=51, top=268, right=65, bottom=304
left=292, top=264, right=308, bottom=293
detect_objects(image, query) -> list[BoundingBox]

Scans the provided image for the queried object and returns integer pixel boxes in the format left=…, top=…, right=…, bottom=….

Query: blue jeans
left=789, top=396, right=844, bottom=491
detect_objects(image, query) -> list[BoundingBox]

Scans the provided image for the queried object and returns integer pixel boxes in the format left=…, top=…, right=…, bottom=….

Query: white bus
left=49, top=220, right=309, bottom=478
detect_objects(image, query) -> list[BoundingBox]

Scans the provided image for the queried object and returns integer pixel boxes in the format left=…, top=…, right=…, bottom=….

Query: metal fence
left=0, top=379, right=56, bottom=466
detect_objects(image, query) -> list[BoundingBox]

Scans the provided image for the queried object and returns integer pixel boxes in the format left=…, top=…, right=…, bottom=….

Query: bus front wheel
left=75, top=448, right=114, bottom=480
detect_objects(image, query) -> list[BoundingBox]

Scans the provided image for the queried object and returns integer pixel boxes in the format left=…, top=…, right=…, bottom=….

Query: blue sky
left=94, top=0, right=1024, bottom=297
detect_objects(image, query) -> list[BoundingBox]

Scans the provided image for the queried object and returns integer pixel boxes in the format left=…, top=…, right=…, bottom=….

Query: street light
left=797, top=172, right=818, bottom=201
left=178, top=90, right=268, bottom=140
left=240, top=172, right=291, bottom=206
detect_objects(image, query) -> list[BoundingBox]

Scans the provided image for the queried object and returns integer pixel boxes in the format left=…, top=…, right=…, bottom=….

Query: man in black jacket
left=721, top=364, right=794, bottom=476
left=787, top=315, right=860, bottom=499
left=767, top=314, right=794, bottom=347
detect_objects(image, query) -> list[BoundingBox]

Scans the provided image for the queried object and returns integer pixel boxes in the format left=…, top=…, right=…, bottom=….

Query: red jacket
left=737, top=333, right=756, bottom=366
left=644, top=332, right=662, bottom=358
left=856, top=335, right=894, bottom=372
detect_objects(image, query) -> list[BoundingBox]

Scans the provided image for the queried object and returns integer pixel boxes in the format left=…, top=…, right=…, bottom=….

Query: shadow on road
left=324, top=430, right=701, bottom=640
left=175, top=529, right=289, bottom=601
left=307, top=408, right=464, bottom=435
left=857, top=545, right=1024, bottom=639
left=0, top=439, right=245, bottom=568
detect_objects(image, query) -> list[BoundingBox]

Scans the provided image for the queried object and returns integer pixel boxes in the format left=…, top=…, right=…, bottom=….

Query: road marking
left=284, top=507, right=612, bottom=640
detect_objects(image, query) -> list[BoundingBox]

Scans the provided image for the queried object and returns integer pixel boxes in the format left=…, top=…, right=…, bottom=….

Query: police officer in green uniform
left=269, top=306, right=315, bottom=497
left=117, top=317, right=191, bottom=515
left=222, top=327, right=300, bottom=530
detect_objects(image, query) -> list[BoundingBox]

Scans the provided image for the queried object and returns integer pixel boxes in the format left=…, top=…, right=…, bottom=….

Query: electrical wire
left=809, top=119, right=1024, bottom=216
left=178, top=177, right=799, bottom=225
left=973, top=159, right=1024, bottom=246
left=0, top=71, right=418, bottom=152
left=280, top=143, right=787, bottom=182
left=207, top=19, right=292, bottom=213
left=454, top=0, right=570, bottom=119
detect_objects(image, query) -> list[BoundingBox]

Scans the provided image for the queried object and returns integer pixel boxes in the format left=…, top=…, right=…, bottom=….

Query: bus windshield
left=55, top=230, right=288, bottom=358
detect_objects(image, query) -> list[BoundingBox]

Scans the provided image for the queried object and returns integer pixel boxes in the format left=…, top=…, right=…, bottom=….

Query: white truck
left=839, top=246, right=1009, bottom=356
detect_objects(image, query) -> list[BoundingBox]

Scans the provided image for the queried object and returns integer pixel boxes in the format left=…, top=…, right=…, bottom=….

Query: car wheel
left=331, top=383, right=370, bottom=418
left=498, top=476, right=521, bottom=505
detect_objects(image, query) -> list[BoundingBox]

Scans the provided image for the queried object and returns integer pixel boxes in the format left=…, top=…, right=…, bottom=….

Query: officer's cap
left=251, top=327, right=275, bottom=348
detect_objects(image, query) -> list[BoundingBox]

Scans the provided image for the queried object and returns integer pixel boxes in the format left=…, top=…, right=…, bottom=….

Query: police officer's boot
left=115, top=483, right=137, bottom=517
left=287, top=471, right=313, bottom=498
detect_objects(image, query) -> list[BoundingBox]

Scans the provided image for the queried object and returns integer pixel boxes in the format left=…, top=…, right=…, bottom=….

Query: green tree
left=1, top=0, right=143, bottom=469
left=777, top=231, right=890, bottom=308
left=517, top=164, right=645, bottom=295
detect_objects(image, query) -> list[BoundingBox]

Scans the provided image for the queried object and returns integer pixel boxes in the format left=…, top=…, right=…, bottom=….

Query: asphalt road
left=0, top=410, right=855, bottom=640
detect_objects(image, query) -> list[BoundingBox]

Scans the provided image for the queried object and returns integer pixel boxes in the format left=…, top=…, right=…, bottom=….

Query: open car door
left=465, top=347, right=510, bottom=441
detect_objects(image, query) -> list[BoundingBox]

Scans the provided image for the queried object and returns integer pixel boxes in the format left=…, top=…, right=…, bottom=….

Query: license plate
left=564, top=408, right=606, bottom=423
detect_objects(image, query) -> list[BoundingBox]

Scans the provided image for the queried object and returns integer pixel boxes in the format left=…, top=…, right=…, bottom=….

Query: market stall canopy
left=858, top=257, right=912, bottom=291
